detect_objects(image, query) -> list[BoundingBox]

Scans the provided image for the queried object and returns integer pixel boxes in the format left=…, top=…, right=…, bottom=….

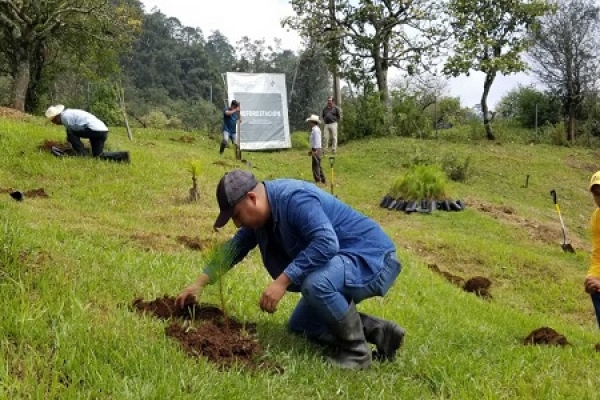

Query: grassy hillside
left=1, top=111, right=600, bottom=399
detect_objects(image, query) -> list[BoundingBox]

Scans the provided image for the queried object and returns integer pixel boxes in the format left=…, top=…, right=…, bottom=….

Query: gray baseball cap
left=214, top=169, right=258, bottom=229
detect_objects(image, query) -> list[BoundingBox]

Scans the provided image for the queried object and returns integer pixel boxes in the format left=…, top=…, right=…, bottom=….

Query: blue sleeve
left=203, top=227, right=258, bottom=283
left=283, top=192, right=339, bottom=285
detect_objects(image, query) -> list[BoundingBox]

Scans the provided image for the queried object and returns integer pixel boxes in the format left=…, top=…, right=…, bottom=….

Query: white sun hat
left=306, top=114, right=321, bottom=123
left=45, top=104, right=65, bottom=119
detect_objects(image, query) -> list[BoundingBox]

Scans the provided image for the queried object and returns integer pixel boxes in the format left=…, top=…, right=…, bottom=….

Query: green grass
left=1, top=115, right=600, bottom=399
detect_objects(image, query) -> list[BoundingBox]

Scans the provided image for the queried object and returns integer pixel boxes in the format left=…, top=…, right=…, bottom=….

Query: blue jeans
left=222, top=130, right=236, bottom=144
left=591, top=292, right=600, bottom=328
left=288, top=251, right=401, bottom=337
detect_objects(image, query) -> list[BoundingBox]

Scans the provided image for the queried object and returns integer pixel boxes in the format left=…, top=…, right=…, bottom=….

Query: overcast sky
left=141, top=0, right=536, bottom=108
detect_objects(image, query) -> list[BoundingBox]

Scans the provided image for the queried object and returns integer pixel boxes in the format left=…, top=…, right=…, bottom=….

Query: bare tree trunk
left=481, top=71, right=496, bottom=140
left=12, top=58, right=30, bottom=112
left=373, top=53, right=389, bottom=105
left=116, top=81, right=133, bottom=140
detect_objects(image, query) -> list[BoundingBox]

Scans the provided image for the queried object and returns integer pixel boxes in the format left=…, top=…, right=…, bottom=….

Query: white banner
left=225, top=72, right=291, bottom=150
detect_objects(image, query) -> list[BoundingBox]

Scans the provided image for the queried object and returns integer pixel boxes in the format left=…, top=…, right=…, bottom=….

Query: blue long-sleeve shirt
left=222, top=107, right=238, bottom=134
left=203, top=179, right=396, bottom=291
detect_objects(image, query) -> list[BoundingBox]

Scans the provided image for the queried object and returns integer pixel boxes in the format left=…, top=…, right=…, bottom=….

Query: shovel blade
left=562, top=243, right=575, bottom=253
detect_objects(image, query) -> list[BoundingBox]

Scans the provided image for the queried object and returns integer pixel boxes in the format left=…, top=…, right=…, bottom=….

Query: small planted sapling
left=204, top=241, right=238, bottom=324
left=188, top=160, right=201, bottom=202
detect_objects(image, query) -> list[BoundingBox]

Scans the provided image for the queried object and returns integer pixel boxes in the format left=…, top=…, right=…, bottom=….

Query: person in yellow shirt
left=585, top=171, right=600, bottom=327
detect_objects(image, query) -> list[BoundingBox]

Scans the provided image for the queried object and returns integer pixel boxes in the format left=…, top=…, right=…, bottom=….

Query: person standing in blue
left=220, top=100, right=240, bottom=155
left=176, top=169, right=405, bottom=369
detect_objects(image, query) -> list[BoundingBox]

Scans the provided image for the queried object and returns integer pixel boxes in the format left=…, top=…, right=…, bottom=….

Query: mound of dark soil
left=463, top=276, right=492, bottom=299
left=132, top=296, right=282, bottom=372
left=595, top=343, right=600, bottom=352
left=427, top=264, right=492, bottom=299
left=523, top=327, right=569, bottom=346
left=38, top=140, right=82, bottom=156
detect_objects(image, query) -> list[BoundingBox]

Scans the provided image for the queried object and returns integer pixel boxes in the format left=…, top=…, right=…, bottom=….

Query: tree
left=284, top=0, right=445, bottom=104
left=529, top=0, right=600, bottom=141
left=206, top=30, right=236, bottom=73
left=496, top=85, right=561, bottom=128
left=287, top=45, right=330, bottom=130
left=0, top=0, right=140, bottom=111
left=121, top=11, right=222, bottom=106
left=444, top=0, right=553, bottom=140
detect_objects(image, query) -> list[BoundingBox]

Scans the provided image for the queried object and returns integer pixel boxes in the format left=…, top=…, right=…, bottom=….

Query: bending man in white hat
left=45, top=105, right=129, bottom=162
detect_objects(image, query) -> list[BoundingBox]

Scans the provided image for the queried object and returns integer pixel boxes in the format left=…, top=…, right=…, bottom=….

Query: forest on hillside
left=1, top=0, right=600, bottom=143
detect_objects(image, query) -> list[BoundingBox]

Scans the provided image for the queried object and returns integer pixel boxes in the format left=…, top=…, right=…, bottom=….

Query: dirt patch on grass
left=523, top=327, right=569, bottom=346
left=2, top=187, right=49, bottom=199
left=212, top=160, right=235, bottom=168
left=171, top=135, right=196, bottom=143
left=466, top=197, right=584, bottom=250
left=24, top=188, right=49, bottom=198
left=133, top=296, right=282, bottom=372
left=428, top=263, right=493, bottom=299
left=176, top=235, right=204, bottom=250
left=0, top=107, right=31, bottom=120
left=565, top=154, right=598, bottom=174
left=130, top=232, right=219, bottom=253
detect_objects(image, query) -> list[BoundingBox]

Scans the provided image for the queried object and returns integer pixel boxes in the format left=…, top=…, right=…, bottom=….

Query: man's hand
left=584, top=276, right=600, bottom=294
left=260, top=273, right=291, bottom=313
left=175, top=282, right=203, bottom=309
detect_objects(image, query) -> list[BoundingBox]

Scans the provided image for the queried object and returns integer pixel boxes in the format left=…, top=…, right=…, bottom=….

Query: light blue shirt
left=60, top=109, right=108, bottom=132
left=309, top=125, right=322, bottom=149
left=203, top=179, right=396, bottom=290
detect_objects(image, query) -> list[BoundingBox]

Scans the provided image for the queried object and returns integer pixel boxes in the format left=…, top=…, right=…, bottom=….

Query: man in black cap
left=176, top=169, right=404, bottom=369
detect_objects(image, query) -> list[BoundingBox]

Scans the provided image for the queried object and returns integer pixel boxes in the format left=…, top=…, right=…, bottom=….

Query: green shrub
left=141, top=110, right=169, bottom=129
left=390, top=164, right=447, bottom=200
left=291, top=131, right=310, bottom=150
left=401, top=145, right=437, bottom=168
left=441, top=153, right=471, bottom=182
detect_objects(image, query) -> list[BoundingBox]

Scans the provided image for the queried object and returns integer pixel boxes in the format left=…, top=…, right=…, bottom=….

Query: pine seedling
left=204, top=240, right=238, bottom=324
left=188, top=160, right=201, bottom=202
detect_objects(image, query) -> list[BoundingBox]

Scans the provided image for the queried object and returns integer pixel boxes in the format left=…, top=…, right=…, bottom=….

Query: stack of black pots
left=379, top=195, right=465, bottom=214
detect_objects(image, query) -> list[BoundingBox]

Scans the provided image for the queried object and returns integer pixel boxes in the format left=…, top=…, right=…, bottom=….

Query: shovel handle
left=550, top=189, right=557, bottom=205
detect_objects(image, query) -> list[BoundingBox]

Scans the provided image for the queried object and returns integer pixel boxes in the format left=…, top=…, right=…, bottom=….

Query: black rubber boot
left=449, top=200, right=462, bottom=211
left=99, top=151, right=130, bottom=163
left=219, top=140, right=227, bottom=154
left=395, top=199, right=407, bottom=211
left=387, top=199, right=398, bottom=210
left=380, top=195, right=393, bottom=208
left=359, top=313, right=405, bottom=362
left=404, top=200, right=417, bottom=214
left=322, top=302, right=371, bottom=369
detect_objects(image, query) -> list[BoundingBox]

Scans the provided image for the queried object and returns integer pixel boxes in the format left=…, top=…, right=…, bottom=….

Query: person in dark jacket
left=176, top=169, right=405, bottom=369
left=321, top=96, right=342, bottom=154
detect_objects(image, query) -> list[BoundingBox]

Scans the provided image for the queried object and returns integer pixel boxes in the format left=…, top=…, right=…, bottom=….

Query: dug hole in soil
left=133, top=295, right=283, bottom=373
